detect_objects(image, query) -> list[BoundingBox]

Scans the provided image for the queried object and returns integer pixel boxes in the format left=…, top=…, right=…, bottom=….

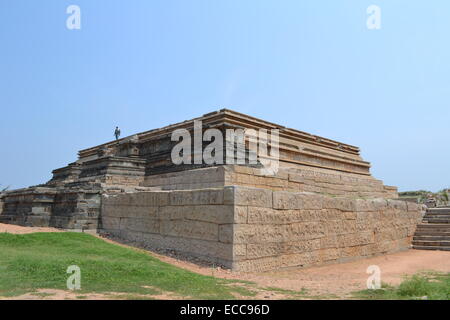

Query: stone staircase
left=413, top=207, right=450, bottom=251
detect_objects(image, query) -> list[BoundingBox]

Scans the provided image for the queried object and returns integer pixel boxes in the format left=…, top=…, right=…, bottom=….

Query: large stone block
left=247, top=207, right=320, bottom=224
left=102, top=216, right=121, bottom=231
left=226, top=186, right=273, bottom=207
left=101, top=204, right=123, bottom=218
left=317, top=248, right=341, bottom=262
left=387, top=199, right=408, bottom=211
left=170, top=189, right=224, bottom=206
left=273, top=191, right=303, bottom=209
left=185, top=205, right=234, bottom=224
left=158, top=206, right=188, bottom=220
left=288, top=173, right=305, bottom=184
left=337, top=232, right=374, bottom=248
left=233, top=244, right=247, bottom=260
left=370, top=198, right=388, bottom=211
left=320, top=235, right=338, bottom=249
left=323, top=197, right=356, bottom=211
left=117, top=230, right=234, bottom=265
left=24, top=216, right=50, bottom=227
left=301, top=194, right=324, bottom=210
left=160, top=219, right=219, bottom=241
left=233, top=250, right=323, bottom=272
left=234, top=206, right=248, bottom=224
left=110, top=205, right=158, bottom=219
left=121, top=217, right=160, bottom=234
left=229, top=222, right=327, bottom=245
left=246, top=239, right=321, bottom=259
left=218, top=224, right=234, bottom=244
left=141, top=192, right=170, bottom=206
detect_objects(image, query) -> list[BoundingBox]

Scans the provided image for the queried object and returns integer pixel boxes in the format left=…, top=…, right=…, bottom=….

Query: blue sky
left=0, top=0, right=448, bottom=192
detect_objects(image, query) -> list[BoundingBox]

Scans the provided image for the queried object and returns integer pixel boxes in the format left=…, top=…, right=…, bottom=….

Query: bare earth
left=0, top=223, right=62, bottom=234
left=1, top=223, right=450, bottom=299
left=144, top=244, right=450, bottom=298
left=1, top=288, right=183, bottom=300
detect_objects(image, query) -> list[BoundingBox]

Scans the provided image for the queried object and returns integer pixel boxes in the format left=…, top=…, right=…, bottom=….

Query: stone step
left=414, top=231, right=450, bottom=237
left=423, top=218, right=450, bottom=224
left=413, top=235, right=450, bottom=241
left=427, top=208, right=450, bottom=214
left=413, top=213, right=450, bottom=251
left=425, top=211, right=450, bottom=215
left=412, top=240, right=450, bottom=247
left=416, top=224, right=450, bottom=231
left=413, top=245, right=450, bottom=251
left=423, top=220, right=450, bottom=224
left=425, top=215, right=450, bottom=219
left=417, top=222, right=450, bottom=225
left=424, top=216, right=450, bottom=220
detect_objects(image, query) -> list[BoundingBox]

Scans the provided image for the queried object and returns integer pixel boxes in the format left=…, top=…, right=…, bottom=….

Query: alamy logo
left=66, top=5, right=81, bottom=30
left=66, top=265, right=81, bottom=290
left=366, top=265, right=381, bottom=289
left=171, top=120, right=279, bottom=176
left=366, top=5, right=381, bottom=30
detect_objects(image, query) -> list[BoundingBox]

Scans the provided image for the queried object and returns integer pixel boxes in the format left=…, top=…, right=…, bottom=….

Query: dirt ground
left=1, top=288, right=183, bottom=300
left=143, top=243, right=450, bottom=298
left=0, top=223, right=62, bottom=234
left=2, top=223, right=450, bottom=299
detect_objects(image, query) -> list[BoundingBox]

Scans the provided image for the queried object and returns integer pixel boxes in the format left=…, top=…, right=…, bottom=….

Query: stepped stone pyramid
left=0, top=109, right=425, bottom=271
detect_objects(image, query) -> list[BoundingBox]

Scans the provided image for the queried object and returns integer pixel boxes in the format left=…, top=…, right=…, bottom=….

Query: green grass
left=0, top=232, right=257, bottom=299
left=6, top=232, right=447, bottom=300
left=354, top=272, right=450, bottom=300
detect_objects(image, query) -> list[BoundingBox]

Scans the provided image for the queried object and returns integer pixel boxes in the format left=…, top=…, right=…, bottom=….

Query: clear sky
left=0, top=0, right=449, bottom=192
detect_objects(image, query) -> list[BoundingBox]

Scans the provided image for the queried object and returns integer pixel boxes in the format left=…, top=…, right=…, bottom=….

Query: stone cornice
left=78, top=109, right=361, bottom=159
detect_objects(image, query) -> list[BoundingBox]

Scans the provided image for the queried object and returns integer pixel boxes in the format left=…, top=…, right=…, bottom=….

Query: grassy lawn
left=0, top=232, right=257, bottom=299
left=354, top=272, right=450, bottom=300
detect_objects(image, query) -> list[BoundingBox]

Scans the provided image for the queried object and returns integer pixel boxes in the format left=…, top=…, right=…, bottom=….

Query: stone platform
left=0, top=109, right=424, bottom=272
left=101, top=186, right=422, bottom=272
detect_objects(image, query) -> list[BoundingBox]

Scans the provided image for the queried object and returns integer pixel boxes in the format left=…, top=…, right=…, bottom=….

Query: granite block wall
left=226, top=187, right=423, bottom=272
left=100, top=188, right=241, bottom=268
left=0, top=188, right=101, bottom=230
left=100, top=186, right=424, bottom=272
left=142, top=165, right=398, bottom=199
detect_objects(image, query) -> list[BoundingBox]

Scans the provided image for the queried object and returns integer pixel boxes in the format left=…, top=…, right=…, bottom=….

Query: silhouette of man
left=114, top=126, right=121, bottom=140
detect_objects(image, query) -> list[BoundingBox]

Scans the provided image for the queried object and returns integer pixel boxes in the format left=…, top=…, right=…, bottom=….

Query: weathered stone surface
left=121, top=217, right=160, bottom=234
left=324, top=197, right=356, bottom=211
left=233, top=244, right=247, bottom=260
left=218, top=224, right=234, bottom=244
left=247, top=207, right=322, bottom=224
left=160, top=219, right=219, bottom=241
left=288, top=173, right=305, bottom=184
left=158, top=206, right=188, bottom=220
left=116, top=230, right=234, bottom=266
left=273, top=191, right=303, bottom=209
left=247, top=239, right=321, bottom=259
left=232, top=187, right=273, bottom=207
left=169, top=189, right=224, bottom=206
left=186, top=205, right=234, bottom=224
left=387, top=199, right=408, bottom=211
left=96, top=183, right=424, bottom=272
left=234, top=206, right=248, bottom=224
